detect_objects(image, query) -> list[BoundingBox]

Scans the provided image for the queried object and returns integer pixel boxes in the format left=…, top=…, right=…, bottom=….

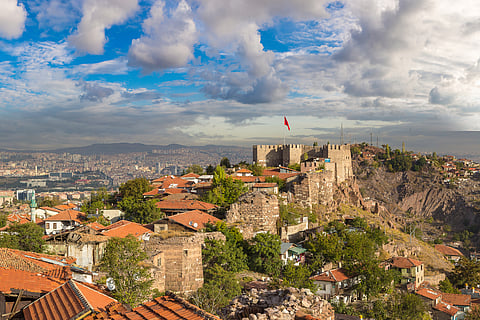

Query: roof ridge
left=165, top=292, right=220, bottom=320
left=70, top=280, right=93, bottom=310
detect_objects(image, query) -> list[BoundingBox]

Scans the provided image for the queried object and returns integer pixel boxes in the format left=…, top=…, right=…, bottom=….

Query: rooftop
left=167, top=210, right=220, bottom=231
left=435, top=244, right=464, bottom=257
left=390, top=257, right=423, bottom=268
left=310, top=268, right=351, bottom=282
left=100, top=220, right=151, bottom=238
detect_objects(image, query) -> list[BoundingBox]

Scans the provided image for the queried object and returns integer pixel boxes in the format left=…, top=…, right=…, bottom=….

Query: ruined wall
left=226, top=192, right=279, bottom=239
left=144, top=234, right=204, bottom=293
left=279, top=218, right=311, bottom=243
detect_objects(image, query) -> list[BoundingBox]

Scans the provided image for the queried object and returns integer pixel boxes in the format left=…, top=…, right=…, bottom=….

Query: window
left=157, top=257, right=162, bottom=267
left=53, top=223, right=57, bottom=229
left=184, top=249, right=188, bottom=257
left=46, top=223, right=50, bottom=229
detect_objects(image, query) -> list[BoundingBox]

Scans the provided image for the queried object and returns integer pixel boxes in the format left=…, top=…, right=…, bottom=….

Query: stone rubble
left=220, top=287, right=334, bottom=320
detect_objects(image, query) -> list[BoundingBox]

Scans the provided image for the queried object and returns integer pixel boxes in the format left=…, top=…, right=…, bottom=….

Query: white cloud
left=128, top=0, right=197, bottom=72
left=69, top=0, right=139, bottom=54
left=0, top=0, right=27, bottom=39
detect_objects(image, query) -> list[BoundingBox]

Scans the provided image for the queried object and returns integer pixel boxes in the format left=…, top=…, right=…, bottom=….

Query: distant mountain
left=46, top=143, right=249, bottom=155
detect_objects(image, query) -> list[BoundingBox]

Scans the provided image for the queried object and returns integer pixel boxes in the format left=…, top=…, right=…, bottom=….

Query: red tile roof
left=193, top=182, right=212, bottom=189
left=435, top=245, right=463, bottom=257
left=23, top=280, right=117, bottom=320
left=390, top=257, right=423, bottom=268
left=310, top=268, right=351, bottom=282
left=100, top=220, right=151, bottom=239
left=155, top=200, right=217, bottom=211
left=87, top=221, right=105, bottom=231
left=231, top=176, right=265, bottom=183
left=262, top=168, right=301, bottom=180
left=39, top=207, right=62, bottom=213
left=253, top=183, right=277, bottom=188
left=235, top=168, right=252, bottom=174
left=0, top=248, right=76, bottom=273
left=54, top=203, right=77, bottom=211
left=433, top=301, right=460, bottom=316
left=44, top=210, right=86, bottom=223
left=416, top=288, right=441, bottom=300
left=182, top=172, right=200, bottom=178
left=157, top=177, right=195, bottom=189
left=441, top=293, right=472, bottom=306
left=143, top=188, right=161, bottom=196
left=168, top=210, right=220, bottom=231
left=0, top=269, right=64, bottom=295
left=83, top=294, right=220, bottom=320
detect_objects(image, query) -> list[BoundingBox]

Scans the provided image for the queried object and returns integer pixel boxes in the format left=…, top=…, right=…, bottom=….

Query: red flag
left=284, top=116, right=290, bottom=130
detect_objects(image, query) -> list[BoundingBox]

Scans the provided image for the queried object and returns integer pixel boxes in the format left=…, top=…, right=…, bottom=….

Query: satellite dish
left=106, top=278, right=116, bottom=291
left=193, top=223, right=198, bottom=228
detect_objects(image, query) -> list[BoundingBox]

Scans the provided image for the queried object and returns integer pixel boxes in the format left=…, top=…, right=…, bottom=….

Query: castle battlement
left=253, top=143, right=353, bottom=183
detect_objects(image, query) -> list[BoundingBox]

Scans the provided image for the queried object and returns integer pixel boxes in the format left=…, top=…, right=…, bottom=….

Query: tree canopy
left=246, top=232, right=283, bottom=277
left=99, top=235, right=153, bottom=307
left=0, top=222, right=45, bottom=253
left=119, top=177, right=152, bottom=199
left=203, top=166, right=247, bottom=207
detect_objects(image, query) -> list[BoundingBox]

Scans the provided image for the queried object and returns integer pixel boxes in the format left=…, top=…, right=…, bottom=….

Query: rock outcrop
left=220, top=287, right=334, bottom=320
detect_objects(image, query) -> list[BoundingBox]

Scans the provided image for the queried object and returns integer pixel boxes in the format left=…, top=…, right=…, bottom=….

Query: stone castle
left=253, top=144, right=353, bottom=183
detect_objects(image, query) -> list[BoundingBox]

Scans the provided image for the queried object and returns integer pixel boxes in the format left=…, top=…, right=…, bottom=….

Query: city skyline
left=1, top=0, right=480, bottom=157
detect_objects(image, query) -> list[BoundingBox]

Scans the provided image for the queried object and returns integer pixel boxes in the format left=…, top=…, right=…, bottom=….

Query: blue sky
left=1, top=0, right=480, bottom=158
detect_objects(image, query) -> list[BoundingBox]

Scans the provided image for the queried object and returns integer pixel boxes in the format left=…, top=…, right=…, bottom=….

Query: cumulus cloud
left=79, top=82, right=115, bottom=102
left=0, top=0, right=27, bottom=39
left=128, top=0, right=197, bottom=72
left=30, top=0, right=81, bottom=32
left=69, top=0, right=138, bottom=54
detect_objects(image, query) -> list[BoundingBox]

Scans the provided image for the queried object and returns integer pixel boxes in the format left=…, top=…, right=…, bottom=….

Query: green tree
left=439, top=278, right=461, bottom=294
left=203, top=166, right=247, bottom=207
left=220, top=157, right=231, bottom=168
left=119, top=178, right=152, bottom=199
left=206, top=165, right=215, bottom=175
left=246, top=232, right=283, bottom=277
left=38, top=196, right=62, bottom=208
left=248, top=163, right=264, bottom=176
left=0, top=222, right=45, bottom=253
left=288, top=163, right=301, bottom=171
left=190, top=265, right=242, bottom=315
left=465, top=307, right=480, bottom=320
left=452, top=257, right=480, bottom=288
left=99, top=235, right=153, bottom=307
left=282, top=260, right=315, bottom=290
left=202, top=238, right=248, bottom=276
left=0, top=213, right=6, bottom=228
left=187, top=165, right=204, bottom=175
left=82, top=187, right=113, bottom=215
left=118, top=198, right=163, bottom=224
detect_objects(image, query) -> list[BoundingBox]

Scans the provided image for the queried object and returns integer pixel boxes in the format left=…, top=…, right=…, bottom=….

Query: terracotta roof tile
left=44, top=210, right=86, bottom=223
left=441, top=293, right=471, bottom=306
left=231, top=176, right=265, bottom=183
left=253, top=183, right=277, bottom=188
left=87, top=222, right=106, bottom=231
left=181, top=173, right=200, bottom=178
left=416, top=288, right=442, bottom=300
left=310, top=268, right=351, bottom=282
left=433, top=301, right=459, bottom=316
left=100, top=220, right=150, bottom=239
left=390, top=257, right=423, bottom=268
left=0, top=268, right=64, bottom=294
left=24, top=280, right=117, bottom=320
left=0, top=248, right=75, bottom=273
left=155, top=200, right=217, bottom=211
left=83, top=294, right=220, bottom=320
left=262, top=168, right=301, bottom=180
left=435, top=245, right=464, bottom=257
left=168, top=210, right=220, bottom=231
left=235, top=168, right=252, bottom=173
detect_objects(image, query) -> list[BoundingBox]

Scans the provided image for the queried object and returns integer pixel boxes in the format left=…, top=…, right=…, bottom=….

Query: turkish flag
left=284, top=116, right=290, bottom=130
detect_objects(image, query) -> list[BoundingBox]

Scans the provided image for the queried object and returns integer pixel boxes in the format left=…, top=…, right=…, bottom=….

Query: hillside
left=353, top=146, right=480, bottom=248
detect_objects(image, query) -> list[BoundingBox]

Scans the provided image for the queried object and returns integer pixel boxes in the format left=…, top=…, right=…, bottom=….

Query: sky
left=1, top=0, right=480, bottom=158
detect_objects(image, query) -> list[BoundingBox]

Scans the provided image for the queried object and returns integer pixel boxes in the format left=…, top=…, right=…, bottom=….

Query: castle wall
left=226, top=191, right=279, bottom=239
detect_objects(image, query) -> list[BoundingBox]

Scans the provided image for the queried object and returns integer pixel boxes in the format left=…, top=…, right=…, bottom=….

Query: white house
left=44, top=210, right=86, bottom=235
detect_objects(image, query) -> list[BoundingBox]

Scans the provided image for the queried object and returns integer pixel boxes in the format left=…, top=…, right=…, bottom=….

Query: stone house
left=388, top=257, right=424, bottom=289
left=252, top=182, right=278, bottom=194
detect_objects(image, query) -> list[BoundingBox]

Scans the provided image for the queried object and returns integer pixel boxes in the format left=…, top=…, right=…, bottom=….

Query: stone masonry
left=143, top=232, right=224, bottom=294
left=253, top=144, right=352, bottom=184
left=226, top=192, right=280, bottom=239
left=220, top=287, right=334, bottom=320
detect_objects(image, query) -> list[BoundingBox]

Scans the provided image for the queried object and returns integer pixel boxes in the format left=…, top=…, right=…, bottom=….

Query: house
left=433, top=301, right=462, bottom=320
left=435, top=245, right=464, bottom=263
left=0, top=248, right=86, bottom=318
left=192, top=182, right=212, bottom=197
left=81, top=293, right=221, bottom=320
left=442, top=293, right=471, bottom=313
left=147, top=210, right=220, bottom=233
left=280, top=243, right=306, bottom=265
left=233, top=168, right=253, bottom=177
left=155, top=199, right=218, bottom=216
left=181, top=172, right=200, bottom=183
left=252, top=182, right=278, bottom=194
left=389, top=257, right=424, bottom=289
left=99, top=220, right=151, bottom=240
left=44, top=210, right=86, bottom=235
left=310, top=268, right=359, bottom=301
left=23, top=280, right=117, bottom=320
left=44, top=225, right=110, bottom=271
